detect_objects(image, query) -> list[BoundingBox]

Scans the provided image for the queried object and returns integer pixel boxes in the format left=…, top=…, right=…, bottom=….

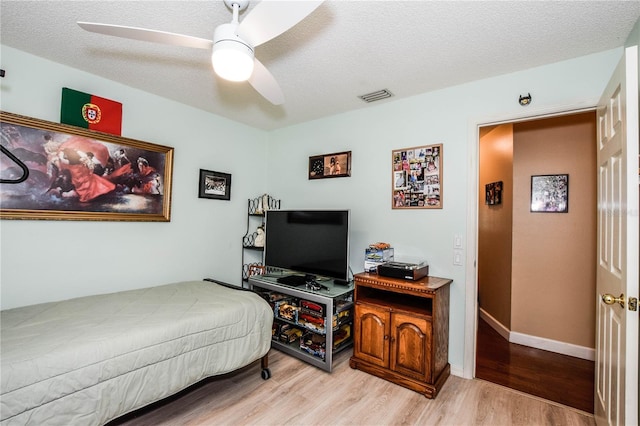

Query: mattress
left=0, top=280, right=273, bottom=426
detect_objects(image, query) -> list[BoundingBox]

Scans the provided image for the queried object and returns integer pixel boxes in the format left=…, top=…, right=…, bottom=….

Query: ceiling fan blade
left=248, top=58, right=284, bottom=105
left=237, top=0, right=324, bottom=48
left=77, top=22, right=213, bottom=50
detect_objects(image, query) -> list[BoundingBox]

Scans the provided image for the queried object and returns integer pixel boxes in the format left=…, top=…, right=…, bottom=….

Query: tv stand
left=276, top=275, right=309, bottom=287
left=249, top=275, right=354, bottom=372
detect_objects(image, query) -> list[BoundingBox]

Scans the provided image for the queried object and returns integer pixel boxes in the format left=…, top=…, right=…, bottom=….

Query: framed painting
left=308, top=151, right=351, bottom=179
left=530, top=174, right=569, bottom=213
left=198, top=169, right=231, bottom=200
left=0, top=111, right=174, bottom=221
left=392, top=143, right=442, bottom=209
left=485, top=181, right=503, bottom=205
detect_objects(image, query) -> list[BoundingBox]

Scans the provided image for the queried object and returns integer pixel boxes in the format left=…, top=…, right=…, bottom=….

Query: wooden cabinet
left=349, top=272, right=452, bottom=398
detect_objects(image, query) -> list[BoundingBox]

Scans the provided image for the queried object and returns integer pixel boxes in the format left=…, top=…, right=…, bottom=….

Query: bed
left=0, top=279, right=273, bottom=426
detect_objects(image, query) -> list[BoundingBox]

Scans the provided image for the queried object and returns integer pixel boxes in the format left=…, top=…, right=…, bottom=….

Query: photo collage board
left=392, top=143, right=442, bottom=209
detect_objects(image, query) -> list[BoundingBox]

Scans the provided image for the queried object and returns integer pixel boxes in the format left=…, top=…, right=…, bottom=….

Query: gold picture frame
left=0, top=111, right=174, bottom=221
left=392, top=143, right=442, bottom=209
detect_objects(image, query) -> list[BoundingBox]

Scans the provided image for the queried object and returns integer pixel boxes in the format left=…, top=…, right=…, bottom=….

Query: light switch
left=453, top=249, right=463, bottom=266
left=454, top=234, right=463, bottom=249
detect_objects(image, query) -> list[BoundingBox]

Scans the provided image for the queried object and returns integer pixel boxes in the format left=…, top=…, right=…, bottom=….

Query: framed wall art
left=308, top=151, right=351, bottom=179
left=198, top=169, right=231, bottom=200
left=530, top=174, right=569, bottom=213
left=0, top=111, right=173, bottom=221
left=392, top=143, right=442, bottom=209
left=485, top=181, right=503, bottom=205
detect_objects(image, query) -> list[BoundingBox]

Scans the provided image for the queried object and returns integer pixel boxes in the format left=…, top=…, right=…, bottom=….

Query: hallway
left=475, top=317, right=595, bottom=414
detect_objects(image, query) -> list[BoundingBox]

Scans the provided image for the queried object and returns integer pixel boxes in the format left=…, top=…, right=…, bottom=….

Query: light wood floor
left=110, top=348, right=595, bottom=426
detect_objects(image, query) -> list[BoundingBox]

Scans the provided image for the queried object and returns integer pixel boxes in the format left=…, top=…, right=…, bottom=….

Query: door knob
left=602, top=293, right=625, bottom=308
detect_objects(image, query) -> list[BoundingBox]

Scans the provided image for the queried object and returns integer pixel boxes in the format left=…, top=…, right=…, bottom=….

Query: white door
left=595, top=45, right=639, bottom=426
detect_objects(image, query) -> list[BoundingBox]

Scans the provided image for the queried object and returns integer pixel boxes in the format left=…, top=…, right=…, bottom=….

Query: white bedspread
left=0, top=280, right=273, bottom=426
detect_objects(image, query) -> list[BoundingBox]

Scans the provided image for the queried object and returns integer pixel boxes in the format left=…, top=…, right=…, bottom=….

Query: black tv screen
left=264, top=210, right=350, bottom=281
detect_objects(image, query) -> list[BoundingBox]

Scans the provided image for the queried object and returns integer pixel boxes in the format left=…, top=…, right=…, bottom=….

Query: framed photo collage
left=392, top=143, right=442, bottom=209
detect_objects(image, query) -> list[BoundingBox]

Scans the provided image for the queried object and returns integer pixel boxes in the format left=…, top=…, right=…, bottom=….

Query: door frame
left=463, top=103, right=601, bottom=379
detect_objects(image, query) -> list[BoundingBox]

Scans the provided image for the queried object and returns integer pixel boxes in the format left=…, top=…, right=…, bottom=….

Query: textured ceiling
left=1, top=1, right=639, bottom=130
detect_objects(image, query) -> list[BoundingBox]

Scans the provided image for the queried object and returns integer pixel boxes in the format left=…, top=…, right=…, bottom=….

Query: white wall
left=267, top=48, right=623, bottom=375
left=0, top=44, right=624, bottom=377
left=0, top=46, right=268, bottom=309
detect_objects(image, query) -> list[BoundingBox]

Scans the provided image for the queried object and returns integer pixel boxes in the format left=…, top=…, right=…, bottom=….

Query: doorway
left=474, top=112, right=597, bottom=413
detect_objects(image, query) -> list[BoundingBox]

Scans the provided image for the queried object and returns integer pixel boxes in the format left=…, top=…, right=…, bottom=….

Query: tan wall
left=478, top=124, right=513, bottom=328
left=511, top=112, right=597, bottom=348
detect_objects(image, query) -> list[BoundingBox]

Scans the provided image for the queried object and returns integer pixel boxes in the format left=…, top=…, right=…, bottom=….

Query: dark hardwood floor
left=475, top=317, right=595, bottom=413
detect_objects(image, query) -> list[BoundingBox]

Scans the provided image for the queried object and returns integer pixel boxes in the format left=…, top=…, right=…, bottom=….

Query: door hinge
left=629, top=297, right=638, bottom=312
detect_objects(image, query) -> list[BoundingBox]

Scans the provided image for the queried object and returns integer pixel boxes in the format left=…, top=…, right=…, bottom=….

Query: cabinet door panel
left=354, top=303, right=390, bottom=367
left=390, top=312, right=432, bottom=382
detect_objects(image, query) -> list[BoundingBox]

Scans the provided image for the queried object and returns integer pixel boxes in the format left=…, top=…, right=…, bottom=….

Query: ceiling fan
left=77, top=0, right=324, bottom=105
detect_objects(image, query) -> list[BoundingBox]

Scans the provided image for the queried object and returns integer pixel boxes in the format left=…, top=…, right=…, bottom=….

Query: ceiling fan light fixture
left=78, top=0, right=324, bottom=104
left=212, top=24, right=254, bottom=82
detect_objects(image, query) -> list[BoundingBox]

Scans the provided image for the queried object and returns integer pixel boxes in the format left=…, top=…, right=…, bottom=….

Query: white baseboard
left=478, top=308, right=510, bottom=340
left=478, top=308, right=595, bottom=361
left=509, top=332, right=595, bottom=361
left=450, top=365, right=464, bottom=378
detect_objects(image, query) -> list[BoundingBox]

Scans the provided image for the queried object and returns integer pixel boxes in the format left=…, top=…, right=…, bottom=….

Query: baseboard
left=509, top=332, right=595, bottom=361
left=450, top=364, right=464, bottom=378
left=478, top=308, right=595, bottom=361
left=478, top=308, right=510, bottom=340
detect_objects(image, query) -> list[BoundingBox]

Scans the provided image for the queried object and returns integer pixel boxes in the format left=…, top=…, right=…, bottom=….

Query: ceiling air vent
left=358, top=89, right=393, bottom=103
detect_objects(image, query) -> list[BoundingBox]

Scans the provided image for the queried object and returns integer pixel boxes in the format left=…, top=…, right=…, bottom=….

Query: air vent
left=358, top=89, right=393, bottom=103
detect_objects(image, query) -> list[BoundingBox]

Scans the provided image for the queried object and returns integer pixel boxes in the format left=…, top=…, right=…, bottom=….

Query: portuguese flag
left=60, top=87, right=122, bottom=135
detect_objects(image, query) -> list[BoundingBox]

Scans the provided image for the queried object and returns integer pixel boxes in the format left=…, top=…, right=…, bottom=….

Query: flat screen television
left=264, top=209, right=350, bottom=284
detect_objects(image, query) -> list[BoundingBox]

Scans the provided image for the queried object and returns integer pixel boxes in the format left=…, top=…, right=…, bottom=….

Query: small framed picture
left=530, top=174, right=568, bottom=213
left=485, top=181, right=503, bottom=205
left=198, top=169, right=231, bottom=200
left=308, top=151, right=351, bottom=179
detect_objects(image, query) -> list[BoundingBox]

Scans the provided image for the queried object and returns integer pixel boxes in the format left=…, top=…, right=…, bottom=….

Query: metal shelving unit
left=241, top=194, right=280, bottom=284
left=249, top=275, right=354, bottom=372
